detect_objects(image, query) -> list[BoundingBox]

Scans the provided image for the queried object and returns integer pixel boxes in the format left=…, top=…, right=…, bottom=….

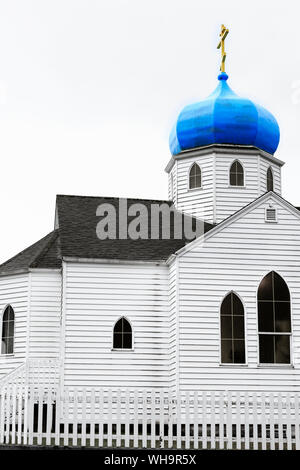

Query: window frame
left=188, top=162, right=202, bottom=191
left=229, top=160, right=245, bottom=188
left=111, top=316, right=134, bottom=351
left=1, top=304, right=15, bottom=356
left=266, top=166, right=274, bottom=192
left=219, top=291, right=247, bottom=366
left=257, top=271, right=292, bottom=366
left=265, top=207, right=277, bottom=223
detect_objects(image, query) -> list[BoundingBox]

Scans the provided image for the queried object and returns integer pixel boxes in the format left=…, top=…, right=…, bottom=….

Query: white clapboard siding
left=169, top=149, right=282, bottom=224
left=0, top=273, right=29, bottom=379
left=259, top=155, right=281, bottom=195
left=178, top=194, right=300, bottom=392
left=175, top=153, right=215, bottom=222
left=169, top=261, right=177, bottom=391
left=169, top=152, right=214, bottom=221
left=169, top=163, right=177, bottom=204
left=28, top=271, right=61, bottom=359
left=63, top=262, right=170, bottom=388
left=215, top=152, right=282, bottom=223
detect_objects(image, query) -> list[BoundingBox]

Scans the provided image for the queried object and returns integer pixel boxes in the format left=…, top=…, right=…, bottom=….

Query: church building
left=0, top=27, right=299, bottom=396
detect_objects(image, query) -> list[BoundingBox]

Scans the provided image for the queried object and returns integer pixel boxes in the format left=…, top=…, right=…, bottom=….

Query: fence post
left=98, top=388, right=104, bottom=448
left=17, top=385, right=23, bottom=445
left=0, top=387, right=6, bottom=444
left=278, top=393, right=284, bottom=450
left=81, top=387, right=87, bottom=447
left=11, top=384, right=17, bottom=445
left=72, top=388, right=78, bottom=447
left=150, top=389, right=155, bottom=449
left=5, top=384, right=10, bottom=444
left=227, top=391, right=232, bottom=450
left=269, top=393, right=275, bottom=450
left=219, top=391, right=224, bottom=450
left=295, top=394, right=300, bottom=450
left=63, top=386, right=69, bottom=447
left=116, top=388, right=121, bottom=448
left=124, top=389, right=130, bottom=448
left=210, top=391, right=215, bottom=450
left=193, top=391, right=198, bottom=450
left=176, top=392, right=181, bottom=449
left=261, top=393, right=267, bottom=451
left=28, top=385, right=34, bottom=445
left=37, top=387, right=43, bottom=445
left=159, top=389, right=164, bottom=448
left=252, top=393, right=258, bottom=450
left=142, top=389, right=147, bottom=448
left=133, top=389, right=138, bottom=448
left=55, top=386, right=61, bottom=446
left=185, top=391, right=190, bottom=450
left=168, top=389, right=173, bottom=449
left=90, top=388, right=95, bottom=447
left=107, top=388, right=112, bottom=448
left=202, top=391, right=207, bottom=449
left=286, top=393, right=292, bottom=450
left=46, top=387, right=52, bottom=446
left=244, top=392, right=249, bottom=450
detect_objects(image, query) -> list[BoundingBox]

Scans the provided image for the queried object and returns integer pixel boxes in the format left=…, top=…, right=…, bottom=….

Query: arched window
left=1, top=305, right=14, bottom=355
left=267, top=167, right=274, bottom=192
left=258, top=271, right=291, bottom=364
left=113, top=317, right=132, bottom=349
left=189, top=163, right=201, bottom=189
left=229, top=160, right=244, bottom=186
left=220, top=292, right=245, bottom=364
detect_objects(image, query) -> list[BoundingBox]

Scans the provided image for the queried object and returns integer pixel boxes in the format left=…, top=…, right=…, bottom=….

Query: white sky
left=0, top=0, right=300, bottom=263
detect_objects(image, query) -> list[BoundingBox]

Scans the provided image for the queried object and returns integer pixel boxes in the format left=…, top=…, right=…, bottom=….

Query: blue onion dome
left=169, top=72, right=280, bottom=156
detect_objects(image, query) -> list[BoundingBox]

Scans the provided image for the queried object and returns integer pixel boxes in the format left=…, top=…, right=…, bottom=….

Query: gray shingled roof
left=0, top=230, right=61, bottom=274
left=0, top=194, right=214, bottom=274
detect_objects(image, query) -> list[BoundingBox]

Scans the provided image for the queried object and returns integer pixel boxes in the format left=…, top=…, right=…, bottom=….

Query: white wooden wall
left=169, top=261, right=177, bottom=391
left=259, top=155, right=281, bottom=195
left=62, top=262, right=170, bottom=389
left=28, top=271, right=61, bottom=359
left=169, top=153, right=215, bottom=221
left=215, top=152, right=282, bottom=223
left=168, top=163, right=177, bottom=203
left=168, top=149, right=282, bottom=224
left=177, top=194, right=300, bottom=392
left=0, top=273, right=29, bottom=379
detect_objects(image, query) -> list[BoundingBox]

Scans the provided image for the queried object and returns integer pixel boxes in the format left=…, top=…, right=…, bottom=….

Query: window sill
left=257, top=364, right=294, bottom=369
left=219, top=363, right=248, bottom=367
left=187, top=187, right=203, bottom=192
left=0, top=354, right=14, bottom=358
left=227, top=185, right=246, bottom=189
left=111, top=348, right=135, bottom=352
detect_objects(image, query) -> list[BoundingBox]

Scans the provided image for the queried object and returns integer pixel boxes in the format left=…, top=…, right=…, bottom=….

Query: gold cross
left=217, top=24, right=229, bottom=73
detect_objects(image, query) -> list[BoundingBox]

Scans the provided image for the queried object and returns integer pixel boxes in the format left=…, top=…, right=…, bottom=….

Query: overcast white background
left=0, top=0, right=299, bottom=263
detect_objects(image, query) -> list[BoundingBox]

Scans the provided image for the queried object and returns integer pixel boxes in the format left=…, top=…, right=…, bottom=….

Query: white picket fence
left=0, top=386, right=300, bottom=449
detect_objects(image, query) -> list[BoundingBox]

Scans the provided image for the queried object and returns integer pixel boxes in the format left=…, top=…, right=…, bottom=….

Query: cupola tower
left=166, top=26, right=283, bottom=224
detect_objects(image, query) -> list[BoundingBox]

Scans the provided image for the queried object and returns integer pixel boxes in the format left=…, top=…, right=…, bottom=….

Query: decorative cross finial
left=217, top=24, right=229, bottom=73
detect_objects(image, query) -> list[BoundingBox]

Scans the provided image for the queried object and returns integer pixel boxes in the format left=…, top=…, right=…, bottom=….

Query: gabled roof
left=0, top=194, right=214, bottom=274
left=56, top=195, right=214, bottom=262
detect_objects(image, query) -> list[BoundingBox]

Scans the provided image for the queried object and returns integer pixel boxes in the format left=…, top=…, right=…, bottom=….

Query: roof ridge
left=56, top=194, right=171, bottom=203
